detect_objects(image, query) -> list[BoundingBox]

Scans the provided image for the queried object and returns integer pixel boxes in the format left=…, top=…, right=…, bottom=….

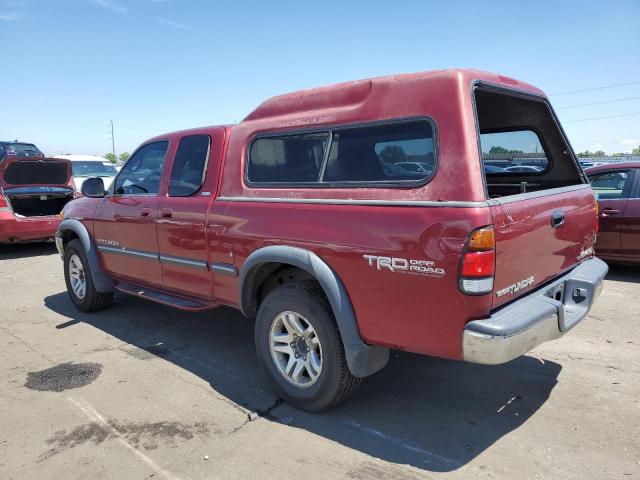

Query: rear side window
left=248, top=133, right=328, bottom=184
left=113, top=141, right=168, bottom=195
left=2, top=143, right=43, bottom=159
left=480, top=130, right=548, bottom=174
left=324, top=121, right=435, bottom=183
left=588, top=170, right=632, bottom=199
left=247, top=119, right=435, bottom=186
left=168, top=135, right=210, bottom=197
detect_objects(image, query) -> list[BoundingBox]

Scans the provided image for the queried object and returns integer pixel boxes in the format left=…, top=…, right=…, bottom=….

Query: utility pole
left=110, top=119, right=115, bottom=159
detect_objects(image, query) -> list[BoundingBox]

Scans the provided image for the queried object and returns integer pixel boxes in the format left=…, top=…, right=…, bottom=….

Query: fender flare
left=56, top=218, right=115, bottom=293
left=239, top=245, right=389, bottom=378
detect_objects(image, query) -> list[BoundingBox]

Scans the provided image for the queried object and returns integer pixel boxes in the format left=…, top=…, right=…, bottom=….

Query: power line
left=556, top=96, right=640, bottom=109
left=563, top=112, right=640, bottom=123
left=550, top=81, right=640, bottom=96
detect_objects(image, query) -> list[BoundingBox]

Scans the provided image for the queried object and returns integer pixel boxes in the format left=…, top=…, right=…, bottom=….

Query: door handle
left=600, top=208, right=620, bottom=216
left=160, top=209, right=173, bottom=218
left=140, top=208, right=152, bottom=217
left=551, top=210, right=565, bottom=228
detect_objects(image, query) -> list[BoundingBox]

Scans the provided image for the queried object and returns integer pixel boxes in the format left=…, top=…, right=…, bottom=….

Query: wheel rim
left=68, top=254, right=87, bottom=300
left=269, top=311, right=323, bottom=388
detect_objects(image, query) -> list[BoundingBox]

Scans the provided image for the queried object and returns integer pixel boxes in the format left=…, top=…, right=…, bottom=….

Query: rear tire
left=255, top=282, right=361, bottom=412
left=64, top=239, right=113, bottom=312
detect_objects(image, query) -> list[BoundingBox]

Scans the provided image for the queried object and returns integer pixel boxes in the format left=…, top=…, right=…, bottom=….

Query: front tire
left=255, top=283, right=361, bottom=412
left=64, top=239, right=113, bottom=313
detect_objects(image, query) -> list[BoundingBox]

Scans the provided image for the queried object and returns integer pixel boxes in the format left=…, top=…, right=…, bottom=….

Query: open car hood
left=0, top=157, right=74, bottom=189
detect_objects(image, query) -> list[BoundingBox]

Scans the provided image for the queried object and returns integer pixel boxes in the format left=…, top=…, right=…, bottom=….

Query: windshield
left=72, top=161, right=118, bottom=177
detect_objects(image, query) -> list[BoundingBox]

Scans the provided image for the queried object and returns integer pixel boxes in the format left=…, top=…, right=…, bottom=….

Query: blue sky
left=1, top=0, right=639, bottom=156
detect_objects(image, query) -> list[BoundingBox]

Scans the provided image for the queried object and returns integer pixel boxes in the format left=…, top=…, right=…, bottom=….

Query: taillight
left=0, top=193, right=11, bottom=213
left=459, top=226, right=495, bottom=295
left=594, top=201, right=599, bottom=234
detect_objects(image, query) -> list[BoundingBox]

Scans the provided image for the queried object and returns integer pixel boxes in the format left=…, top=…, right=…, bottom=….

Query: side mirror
left=81, top=177, right=106, bottom=197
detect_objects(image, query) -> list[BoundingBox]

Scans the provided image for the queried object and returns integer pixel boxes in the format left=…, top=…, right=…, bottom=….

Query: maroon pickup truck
left=56, top=69, right=608, bottom=411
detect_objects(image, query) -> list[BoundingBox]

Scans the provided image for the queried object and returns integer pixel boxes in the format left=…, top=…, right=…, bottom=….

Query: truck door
left=93, top=141, right=169, bottom=288
left=620, top=168, right=640, bottom=258
left=156, top=129, right=225, bottom=299
left=590, top=169, right=634, bottom=257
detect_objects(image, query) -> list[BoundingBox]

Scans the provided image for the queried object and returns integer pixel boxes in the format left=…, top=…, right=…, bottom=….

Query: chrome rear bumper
left=462, top=257, right=608, bottom=365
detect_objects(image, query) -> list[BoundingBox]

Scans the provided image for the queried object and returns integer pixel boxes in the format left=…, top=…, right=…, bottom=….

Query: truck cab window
left=113, top=141, right=168, bottom=195
left=168, top=135, right=210, bottom=197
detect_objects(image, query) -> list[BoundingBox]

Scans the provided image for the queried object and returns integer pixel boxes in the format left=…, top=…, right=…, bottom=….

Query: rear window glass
left=247, top=119, right=435, bottom=186
left=480, top=130, right=548, bottom=174
left=169, top=134, right=211, bottom=196
left=3, top=161, right=69, bottom=185
left=2, top=143, right=43, bottom=158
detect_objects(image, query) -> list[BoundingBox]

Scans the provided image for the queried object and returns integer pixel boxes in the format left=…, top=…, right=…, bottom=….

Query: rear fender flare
left=56, top=218, right=114, bottom=293
left=239, top=245, right=389, bottom=378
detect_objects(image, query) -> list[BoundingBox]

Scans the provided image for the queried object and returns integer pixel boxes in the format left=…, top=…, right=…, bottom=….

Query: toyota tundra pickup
left=55, top=69, right=608, bottom=411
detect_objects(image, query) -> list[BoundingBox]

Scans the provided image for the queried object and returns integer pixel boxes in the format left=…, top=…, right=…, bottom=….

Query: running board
left=115, top=282, right=217, bottom=311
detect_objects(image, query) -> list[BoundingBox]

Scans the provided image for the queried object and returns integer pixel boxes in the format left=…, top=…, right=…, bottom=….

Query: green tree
left=488, top=146, right=524, bottom=155
left=577, top=151, right=593, bottom=158
left=594, top=150, right=606, bottom=157
left=119, top=152, right=130, bottom=163
left=633, top=146, right=640, bottom=156
left=104, top=153, right=117, bottom=163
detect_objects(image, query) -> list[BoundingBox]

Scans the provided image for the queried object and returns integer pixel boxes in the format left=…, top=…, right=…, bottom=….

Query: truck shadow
left=44, top=292, right=561, bottom=473
left=0, top=242, right=57, bottom=260
left=605, top=263, right=640, bottom=284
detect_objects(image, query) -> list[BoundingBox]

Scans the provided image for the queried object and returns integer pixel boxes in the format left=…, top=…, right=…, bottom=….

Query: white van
left=54, top=155, right=118, bottom=191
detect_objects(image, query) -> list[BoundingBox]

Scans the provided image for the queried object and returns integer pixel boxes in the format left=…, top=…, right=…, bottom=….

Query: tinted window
left=480, top=130, right=548, bottom=174
left=1, top=143, right=43, bottom=159
left=246, top=120, right=435, bottom=186
left=113, top=141, right=168, bottom=195
left=324, top=121, right=434, bottom=183
left=248, top=133, right=328, bottom=184
left=588, top=170, right=631, bottom=199
left=169, top=135, right=210, bottom=196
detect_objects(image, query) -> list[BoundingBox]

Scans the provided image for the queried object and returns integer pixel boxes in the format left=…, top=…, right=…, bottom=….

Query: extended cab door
left=589, top=169, right=635, bottom=257
left=93, top=141, right=169, bottom=288
left=156, top=129, right=225, bottom=299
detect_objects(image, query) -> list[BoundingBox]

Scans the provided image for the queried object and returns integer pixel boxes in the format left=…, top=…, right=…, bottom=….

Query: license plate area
left=544, top=282, right=565, bottom=302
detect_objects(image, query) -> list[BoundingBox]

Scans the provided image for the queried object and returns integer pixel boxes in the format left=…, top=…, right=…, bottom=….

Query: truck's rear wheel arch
left=239, top=245, right=389, bottom=378
left=57, top=219, right=115, bottom=293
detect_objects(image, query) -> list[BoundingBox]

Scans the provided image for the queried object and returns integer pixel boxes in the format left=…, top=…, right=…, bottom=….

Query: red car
left=56, top=69, right=607, bottom=411
left=587, top=162, right=640, bottom=263
left=0, top=157, right=75, bottom=243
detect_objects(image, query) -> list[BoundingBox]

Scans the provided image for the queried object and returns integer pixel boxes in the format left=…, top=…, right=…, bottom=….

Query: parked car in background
left=0, top=157, right=75, bottom=243
left=587, top=162, right=640, bottom=263
left=483, top=164, right=507, bottom=173
left=0, top=141, right=44, bottom=162
left=55, top=155, right=119, bottom=191
left=56, top=69, right=607, bottom=411
left=504, top=165, right=543, bottom=173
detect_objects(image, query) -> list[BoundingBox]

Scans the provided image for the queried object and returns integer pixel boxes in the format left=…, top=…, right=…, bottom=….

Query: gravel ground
left=0, top=242, right=638, bottom=480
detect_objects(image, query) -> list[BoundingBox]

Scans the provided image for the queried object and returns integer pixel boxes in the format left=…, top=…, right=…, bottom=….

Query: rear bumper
left=462, top=257, right=608, bottom=365
left=0, top=212, right=60, bottom=243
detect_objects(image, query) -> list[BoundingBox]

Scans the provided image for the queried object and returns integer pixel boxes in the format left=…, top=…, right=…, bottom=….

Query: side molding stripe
left=211, top=262, right=238, bottom=276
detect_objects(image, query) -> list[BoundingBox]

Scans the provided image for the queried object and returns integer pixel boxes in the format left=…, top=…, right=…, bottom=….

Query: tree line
left=104, top=152, right=130, bottom=164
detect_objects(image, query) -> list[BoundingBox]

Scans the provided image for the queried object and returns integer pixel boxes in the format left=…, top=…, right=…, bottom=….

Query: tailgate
left=489, top=186, right=597, bottom=309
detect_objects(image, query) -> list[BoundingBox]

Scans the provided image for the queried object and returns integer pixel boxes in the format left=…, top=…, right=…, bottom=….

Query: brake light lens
left=0, top=193, right=11, bottom=212
left=459, top=226, right=495, bottom=295
left=594, top=201, right=599, bottom=234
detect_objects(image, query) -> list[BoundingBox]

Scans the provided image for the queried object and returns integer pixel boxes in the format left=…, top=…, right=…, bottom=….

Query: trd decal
left=496, top=276, right=535, bottom=298
left=363, top=255, right=446, bottom=278
left=96, top=238, right=120, bottom=247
